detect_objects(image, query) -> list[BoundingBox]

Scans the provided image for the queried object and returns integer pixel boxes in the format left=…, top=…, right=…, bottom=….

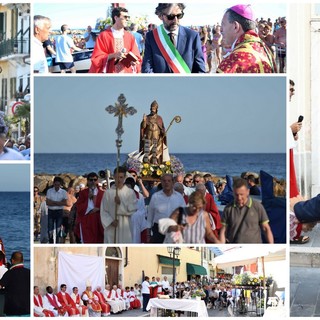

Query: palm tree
left=10, top=102, right=30, bottom=135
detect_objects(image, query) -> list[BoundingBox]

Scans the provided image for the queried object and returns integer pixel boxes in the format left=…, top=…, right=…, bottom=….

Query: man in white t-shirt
left=55, top=24, right=82, bottom=73
left=161, top=276, right=170, bottom=294
left=46, top=177, right=68, bottom=243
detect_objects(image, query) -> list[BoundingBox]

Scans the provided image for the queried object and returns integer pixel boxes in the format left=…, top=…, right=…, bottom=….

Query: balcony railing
left=0, top=27, right=30, bottom=59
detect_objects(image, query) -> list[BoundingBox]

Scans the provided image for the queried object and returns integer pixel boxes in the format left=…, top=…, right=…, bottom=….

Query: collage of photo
left=0, top=1, right=320, bottom=318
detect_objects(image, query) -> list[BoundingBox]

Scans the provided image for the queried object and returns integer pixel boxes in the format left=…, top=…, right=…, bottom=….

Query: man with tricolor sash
left=142, top=3, right=205, bottom=73
left=217, top=4, right=277, bottom=73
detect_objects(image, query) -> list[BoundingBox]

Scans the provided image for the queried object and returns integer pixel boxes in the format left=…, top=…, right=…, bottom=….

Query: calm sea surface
left=35, top=153, right=286, bottom=179
left=0, top=192, right=30, bottom=268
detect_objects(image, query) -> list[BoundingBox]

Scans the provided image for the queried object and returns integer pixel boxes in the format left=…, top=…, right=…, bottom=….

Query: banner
left=58, top=251, right=104, bottom=296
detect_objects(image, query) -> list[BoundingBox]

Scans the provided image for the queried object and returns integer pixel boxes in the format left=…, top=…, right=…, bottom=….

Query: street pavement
left=107, top=303, right=257, bottom=317
left=290, top=224, right=320, bottom=317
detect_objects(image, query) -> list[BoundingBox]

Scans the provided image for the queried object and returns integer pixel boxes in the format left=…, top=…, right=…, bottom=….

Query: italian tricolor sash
left=153, top=25, right=191, bottom=73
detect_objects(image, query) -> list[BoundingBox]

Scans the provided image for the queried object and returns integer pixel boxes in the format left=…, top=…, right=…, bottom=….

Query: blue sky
left=0, top=164, right=30, bottom=191
left=34, top=2, right=287, bottom=30
left=34, top=76, right=286, bottom=154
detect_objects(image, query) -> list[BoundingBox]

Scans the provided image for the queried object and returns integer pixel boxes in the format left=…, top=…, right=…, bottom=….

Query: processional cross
left=106, top=94, right=137, bottom=242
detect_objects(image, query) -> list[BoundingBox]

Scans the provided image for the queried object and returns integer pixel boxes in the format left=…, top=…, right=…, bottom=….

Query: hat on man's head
left=229, top=4, right=254, bottom=21
left=150, top=100, right=158, bottom=109
left=128, top=168, right=138, bottom=175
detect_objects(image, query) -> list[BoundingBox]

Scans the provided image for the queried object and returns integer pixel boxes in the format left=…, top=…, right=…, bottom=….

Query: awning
left=158, top=255, right=180, bottom=267
left=214, top=246, right=286, bottom=268
left=186, top=263, right=207, bottom=275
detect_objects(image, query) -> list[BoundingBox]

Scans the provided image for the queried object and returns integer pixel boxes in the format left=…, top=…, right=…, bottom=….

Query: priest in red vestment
left=34, top=286, right=55, bottom=317
left=71, top=286, right=88, bottom=317
left=89, top=7, right=141, bottom=73
left=42, top=286, right=66, bottom=317
left=56, top=284, right=80, bottom=316
left=93, top=286, right=111, bottom=316
left=75, top=172, right=104, bottom=243
left=82, top=284, right=102, bottom=316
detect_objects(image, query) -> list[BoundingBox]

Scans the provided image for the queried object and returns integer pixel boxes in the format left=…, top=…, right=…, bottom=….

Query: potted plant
left=256, top=298, right=265, bottom=316
left=191, top=289, right=206, bottom=301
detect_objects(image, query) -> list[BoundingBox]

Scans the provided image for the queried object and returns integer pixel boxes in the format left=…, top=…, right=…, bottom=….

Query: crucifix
left=106, top=94, right=137, bottom=242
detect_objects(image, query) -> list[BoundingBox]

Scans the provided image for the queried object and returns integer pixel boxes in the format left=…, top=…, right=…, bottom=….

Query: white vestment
left=100, top=185, right=137, bottom=243
left=130, top=192, right=148, bottom=243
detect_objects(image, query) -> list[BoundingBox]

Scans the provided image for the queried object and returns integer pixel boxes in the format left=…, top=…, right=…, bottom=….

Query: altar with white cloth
left=146, top=298, right=208, bottom=317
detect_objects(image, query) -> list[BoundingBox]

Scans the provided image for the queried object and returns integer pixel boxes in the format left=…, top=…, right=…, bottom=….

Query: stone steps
left=290, top=247, right=320, bottom=267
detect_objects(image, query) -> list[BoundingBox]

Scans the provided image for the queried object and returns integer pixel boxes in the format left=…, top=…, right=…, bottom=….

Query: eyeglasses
left=121, top=15, right=130, bottom=20
left=184, top=180, right=192, bottom=184
left=88, top=178, right=98, bottom=182
left=164, top=12, right=184, bottom=20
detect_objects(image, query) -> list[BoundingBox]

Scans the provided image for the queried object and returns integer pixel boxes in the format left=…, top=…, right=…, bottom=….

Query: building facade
left=289, top=3, right=320, bottom=198
left=0, top=3, right=30, bottom=138
left=34, top=246, right=218, bottom=294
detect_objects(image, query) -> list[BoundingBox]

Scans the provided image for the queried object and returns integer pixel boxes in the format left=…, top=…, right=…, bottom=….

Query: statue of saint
left=139, top=101, right=166, bottom=165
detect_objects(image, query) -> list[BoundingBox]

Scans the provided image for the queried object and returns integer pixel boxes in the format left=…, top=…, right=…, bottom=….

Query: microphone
left=114, top=48, right=126, bottom=65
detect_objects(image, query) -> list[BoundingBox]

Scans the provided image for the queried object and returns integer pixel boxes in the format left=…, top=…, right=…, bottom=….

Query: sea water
left=0, top=192, right=30, bottom=268
left=35, top=153, right=285, bottom=179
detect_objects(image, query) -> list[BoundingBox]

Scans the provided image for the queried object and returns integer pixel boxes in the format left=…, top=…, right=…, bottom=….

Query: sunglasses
left=88, top=178, right=98, bottom=182
left=164, top=12, right=184, bottom=20
left=121, top=15, right=130, bottom=20
left=184, top=180, right=191, bottom=183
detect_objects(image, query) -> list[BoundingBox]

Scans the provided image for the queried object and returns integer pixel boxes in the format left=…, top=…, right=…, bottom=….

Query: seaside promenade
left=290, top=224, right=320, bottom=317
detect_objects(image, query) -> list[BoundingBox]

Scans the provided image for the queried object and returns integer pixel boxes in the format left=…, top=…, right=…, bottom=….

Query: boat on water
left=51, top=49, right=94, bottom=73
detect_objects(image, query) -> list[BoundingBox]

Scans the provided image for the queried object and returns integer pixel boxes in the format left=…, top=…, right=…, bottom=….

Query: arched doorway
left=105, top=247, right=122, bottom=286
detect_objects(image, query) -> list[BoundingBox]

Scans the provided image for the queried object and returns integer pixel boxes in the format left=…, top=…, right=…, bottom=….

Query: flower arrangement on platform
left=95, top=17, right=112, bottom=31
left=95, top=15, right=148, bottom=31
left=191, top=289, right=206, bottom=299
left=125, top=154, right=185, bottom=179
left=125, top=157, right=142, bottom=175
left=232, top=272, right=272, bottom=287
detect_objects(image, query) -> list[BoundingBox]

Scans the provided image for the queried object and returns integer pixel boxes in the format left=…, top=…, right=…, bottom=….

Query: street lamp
left=167, top=247, right=181, bottom=299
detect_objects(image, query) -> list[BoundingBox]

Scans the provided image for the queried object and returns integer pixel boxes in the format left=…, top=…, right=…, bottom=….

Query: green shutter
left=158, top=255, right=180, bottom=267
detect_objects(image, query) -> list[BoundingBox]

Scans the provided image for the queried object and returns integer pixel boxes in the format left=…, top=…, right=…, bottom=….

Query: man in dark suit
left=0, top=251, right=30, bottom=316
left=75, top=172, right=104, bottom=243
left=142, top=3, right=205, bottom=73
left=291, top=194, right=320, bottom=224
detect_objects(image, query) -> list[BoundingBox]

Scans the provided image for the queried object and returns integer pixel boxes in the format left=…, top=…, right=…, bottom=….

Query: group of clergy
left=34, top=283, right=141, bottom=317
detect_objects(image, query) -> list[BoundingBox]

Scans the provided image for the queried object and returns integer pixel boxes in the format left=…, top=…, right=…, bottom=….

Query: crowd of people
left=34, top=163, right=277, bottom=245
left=34, top=283, right=142, bottom=317
left=34, top=275, right=268, bottom=317
left=33, top=3, right=286, bottom=74
left=0, top=112, right=31, bottom=160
